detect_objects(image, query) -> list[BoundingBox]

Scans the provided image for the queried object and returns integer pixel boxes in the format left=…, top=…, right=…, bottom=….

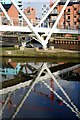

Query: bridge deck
left=50, top=62, right=79, bottom=73
left=0, top=25, right=80, bottom=34
left=0, top=62, right=79, bottom=89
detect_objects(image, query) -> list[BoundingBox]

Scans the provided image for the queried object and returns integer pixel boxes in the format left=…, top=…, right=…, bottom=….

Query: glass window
left=68, top=16, right=70, bottom=19
left=74, top=15, right=76, bottom=18
left=74, top=8, right=77, bottom=10
left=74, top=22, right=76, bottom=25
left=68, top=9, right=70, bottom=12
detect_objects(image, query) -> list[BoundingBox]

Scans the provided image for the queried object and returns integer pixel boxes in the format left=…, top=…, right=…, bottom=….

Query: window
left=27, top=9, right=30, bottom=14
left=74, top=15, right=76, bottom=18
left=68, top=9, right=70, bottom=12
left=74, top=8, right=77, bottom=11
left=68, top=16, right=70, bottom=19
left=74, top=22, right=76, bottom=25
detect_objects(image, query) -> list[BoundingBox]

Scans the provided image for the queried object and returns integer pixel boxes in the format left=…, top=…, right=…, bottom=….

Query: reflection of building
left=49, top=1, right=80, bottom=29
left=1, top=62, right=21, bottom=75
left=57, top=2, right=80, bottom=29
left=0, top=0, right=5, bottom=4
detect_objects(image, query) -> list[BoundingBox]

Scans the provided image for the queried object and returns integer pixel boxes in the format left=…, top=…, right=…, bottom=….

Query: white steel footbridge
left=0, top=0, right=80, bottom=49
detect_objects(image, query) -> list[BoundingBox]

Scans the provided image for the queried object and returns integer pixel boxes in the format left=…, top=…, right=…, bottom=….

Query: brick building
left=49, top=1, right=80, bottom=29
left=24, top=6, right=36, bottom=25
left=0, top=3, right=36, bottom=26
left=0, top=4, right=18, bottom=25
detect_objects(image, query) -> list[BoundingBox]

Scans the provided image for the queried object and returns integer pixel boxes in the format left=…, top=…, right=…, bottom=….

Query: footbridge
left=0, top=25, right=79, bottom=34
left=0, top=0, right=80, bottom=49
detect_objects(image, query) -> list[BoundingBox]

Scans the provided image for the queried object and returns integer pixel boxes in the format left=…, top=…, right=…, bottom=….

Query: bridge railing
left=0, top=16, right=80, bottom=31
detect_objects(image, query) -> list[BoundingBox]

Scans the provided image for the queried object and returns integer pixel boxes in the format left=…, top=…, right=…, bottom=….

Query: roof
left=58, top=2, right=79, bottom=6
left=2, top=4, right=12, bottom=11
left=2, top=62, right=17, bottom=69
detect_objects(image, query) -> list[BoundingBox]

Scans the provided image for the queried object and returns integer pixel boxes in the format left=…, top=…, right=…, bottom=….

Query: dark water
left=0, top=61, right=80, bottom=119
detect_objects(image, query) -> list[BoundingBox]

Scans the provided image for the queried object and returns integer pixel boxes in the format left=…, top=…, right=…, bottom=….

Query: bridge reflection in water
left=0, top=62, right=80, bottom=119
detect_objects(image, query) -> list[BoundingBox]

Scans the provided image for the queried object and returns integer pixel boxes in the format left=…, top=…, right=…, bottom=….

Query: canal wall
left=49, top=36, right=80, bottom=51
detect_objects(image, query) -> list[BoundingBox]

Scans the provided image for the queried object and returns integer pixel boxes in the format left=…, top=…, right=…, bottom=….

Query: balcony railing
left=78, top=17, right=80, bottom=22
left=78, top=9, right=80, bottom=14
left=67, top=19, right=70, bottom=22
left=67, top=12, right=70, bottom=15
left=78, top=24, right=80, bottom=29
left=50, top=9, right=58, bottom=15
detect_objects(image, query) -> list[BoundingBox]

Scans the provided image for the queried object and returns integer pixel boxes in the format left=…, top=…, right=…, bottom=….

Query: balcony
left=67, top=12, right=70, bottom=15
left=78, top=24, right=80, bottom=29
left=78, top=17, right=80, bottom=22
left=67, top=19, right=70, bottom=22
left=49, top=20, right=55, bottom=23
left=49, top=9, right=58, bottom=16
left=78, top=9, right=80, bottom=14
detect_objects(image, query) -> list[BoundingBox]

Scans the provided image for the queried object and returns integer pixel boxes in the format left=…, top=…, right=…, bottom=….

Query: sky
left=3, top=0, right=55, bottom=18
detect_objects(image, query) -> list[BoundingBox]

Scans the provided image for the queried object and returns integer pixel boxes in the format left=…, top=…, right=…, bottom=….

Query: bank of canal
left=0, top=47, right=80, bottom=60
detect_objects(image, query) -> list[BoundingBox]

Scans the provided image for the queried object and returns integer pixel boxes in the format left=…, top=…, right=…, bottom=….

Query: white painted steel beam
left=0, top=25, right=79, bottom=34
left=0, top=3, right=13, bottom=25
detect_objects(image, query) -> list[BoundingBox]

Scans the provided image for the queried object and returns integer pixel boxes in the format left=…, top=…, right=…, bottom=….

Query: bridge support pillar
left=42, top=41, right=48, bottom=50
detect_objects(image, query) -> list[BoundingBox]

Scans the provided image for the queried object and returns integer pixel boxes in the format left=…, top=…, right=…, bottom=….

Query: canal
left=0, top=60, right=80, bottom=119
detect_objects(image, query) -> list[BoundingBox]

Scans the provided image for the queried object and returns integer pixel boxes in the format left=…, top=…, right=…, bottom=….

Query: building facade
left=49, top=1, right=80, bottom=29
left=24, top=6, right=36, bottom=25
left=0, top=0, right=5, bottom=4
left=42, top=4, right=50, bottom=27
left=0, top=3, right=36, bottom=26
left=17, top=0, right=23, bottom=25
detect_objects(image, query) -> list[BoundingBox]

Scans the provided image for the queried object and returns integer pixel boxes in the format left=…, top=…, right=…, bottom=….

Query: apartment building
left=41, top=4, right=50, bottom=27
left=0, top=4, right=19, bottom=25
left=0, top=3, right=36, bottom=26
left=49, top=1, right=80, bottom=29
left=57, top=2, right=80, bottom=29
left=24, top=6, right=36, bottom=25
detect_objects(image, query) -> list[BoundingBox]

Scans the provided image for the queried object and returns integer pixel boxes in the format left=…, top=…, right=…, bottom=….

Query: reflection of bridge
left=0, top=62, right=80, bottom=90
left=0, top=0, right=80, bottom=49
left=0, top=63, right=80, bottom=119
